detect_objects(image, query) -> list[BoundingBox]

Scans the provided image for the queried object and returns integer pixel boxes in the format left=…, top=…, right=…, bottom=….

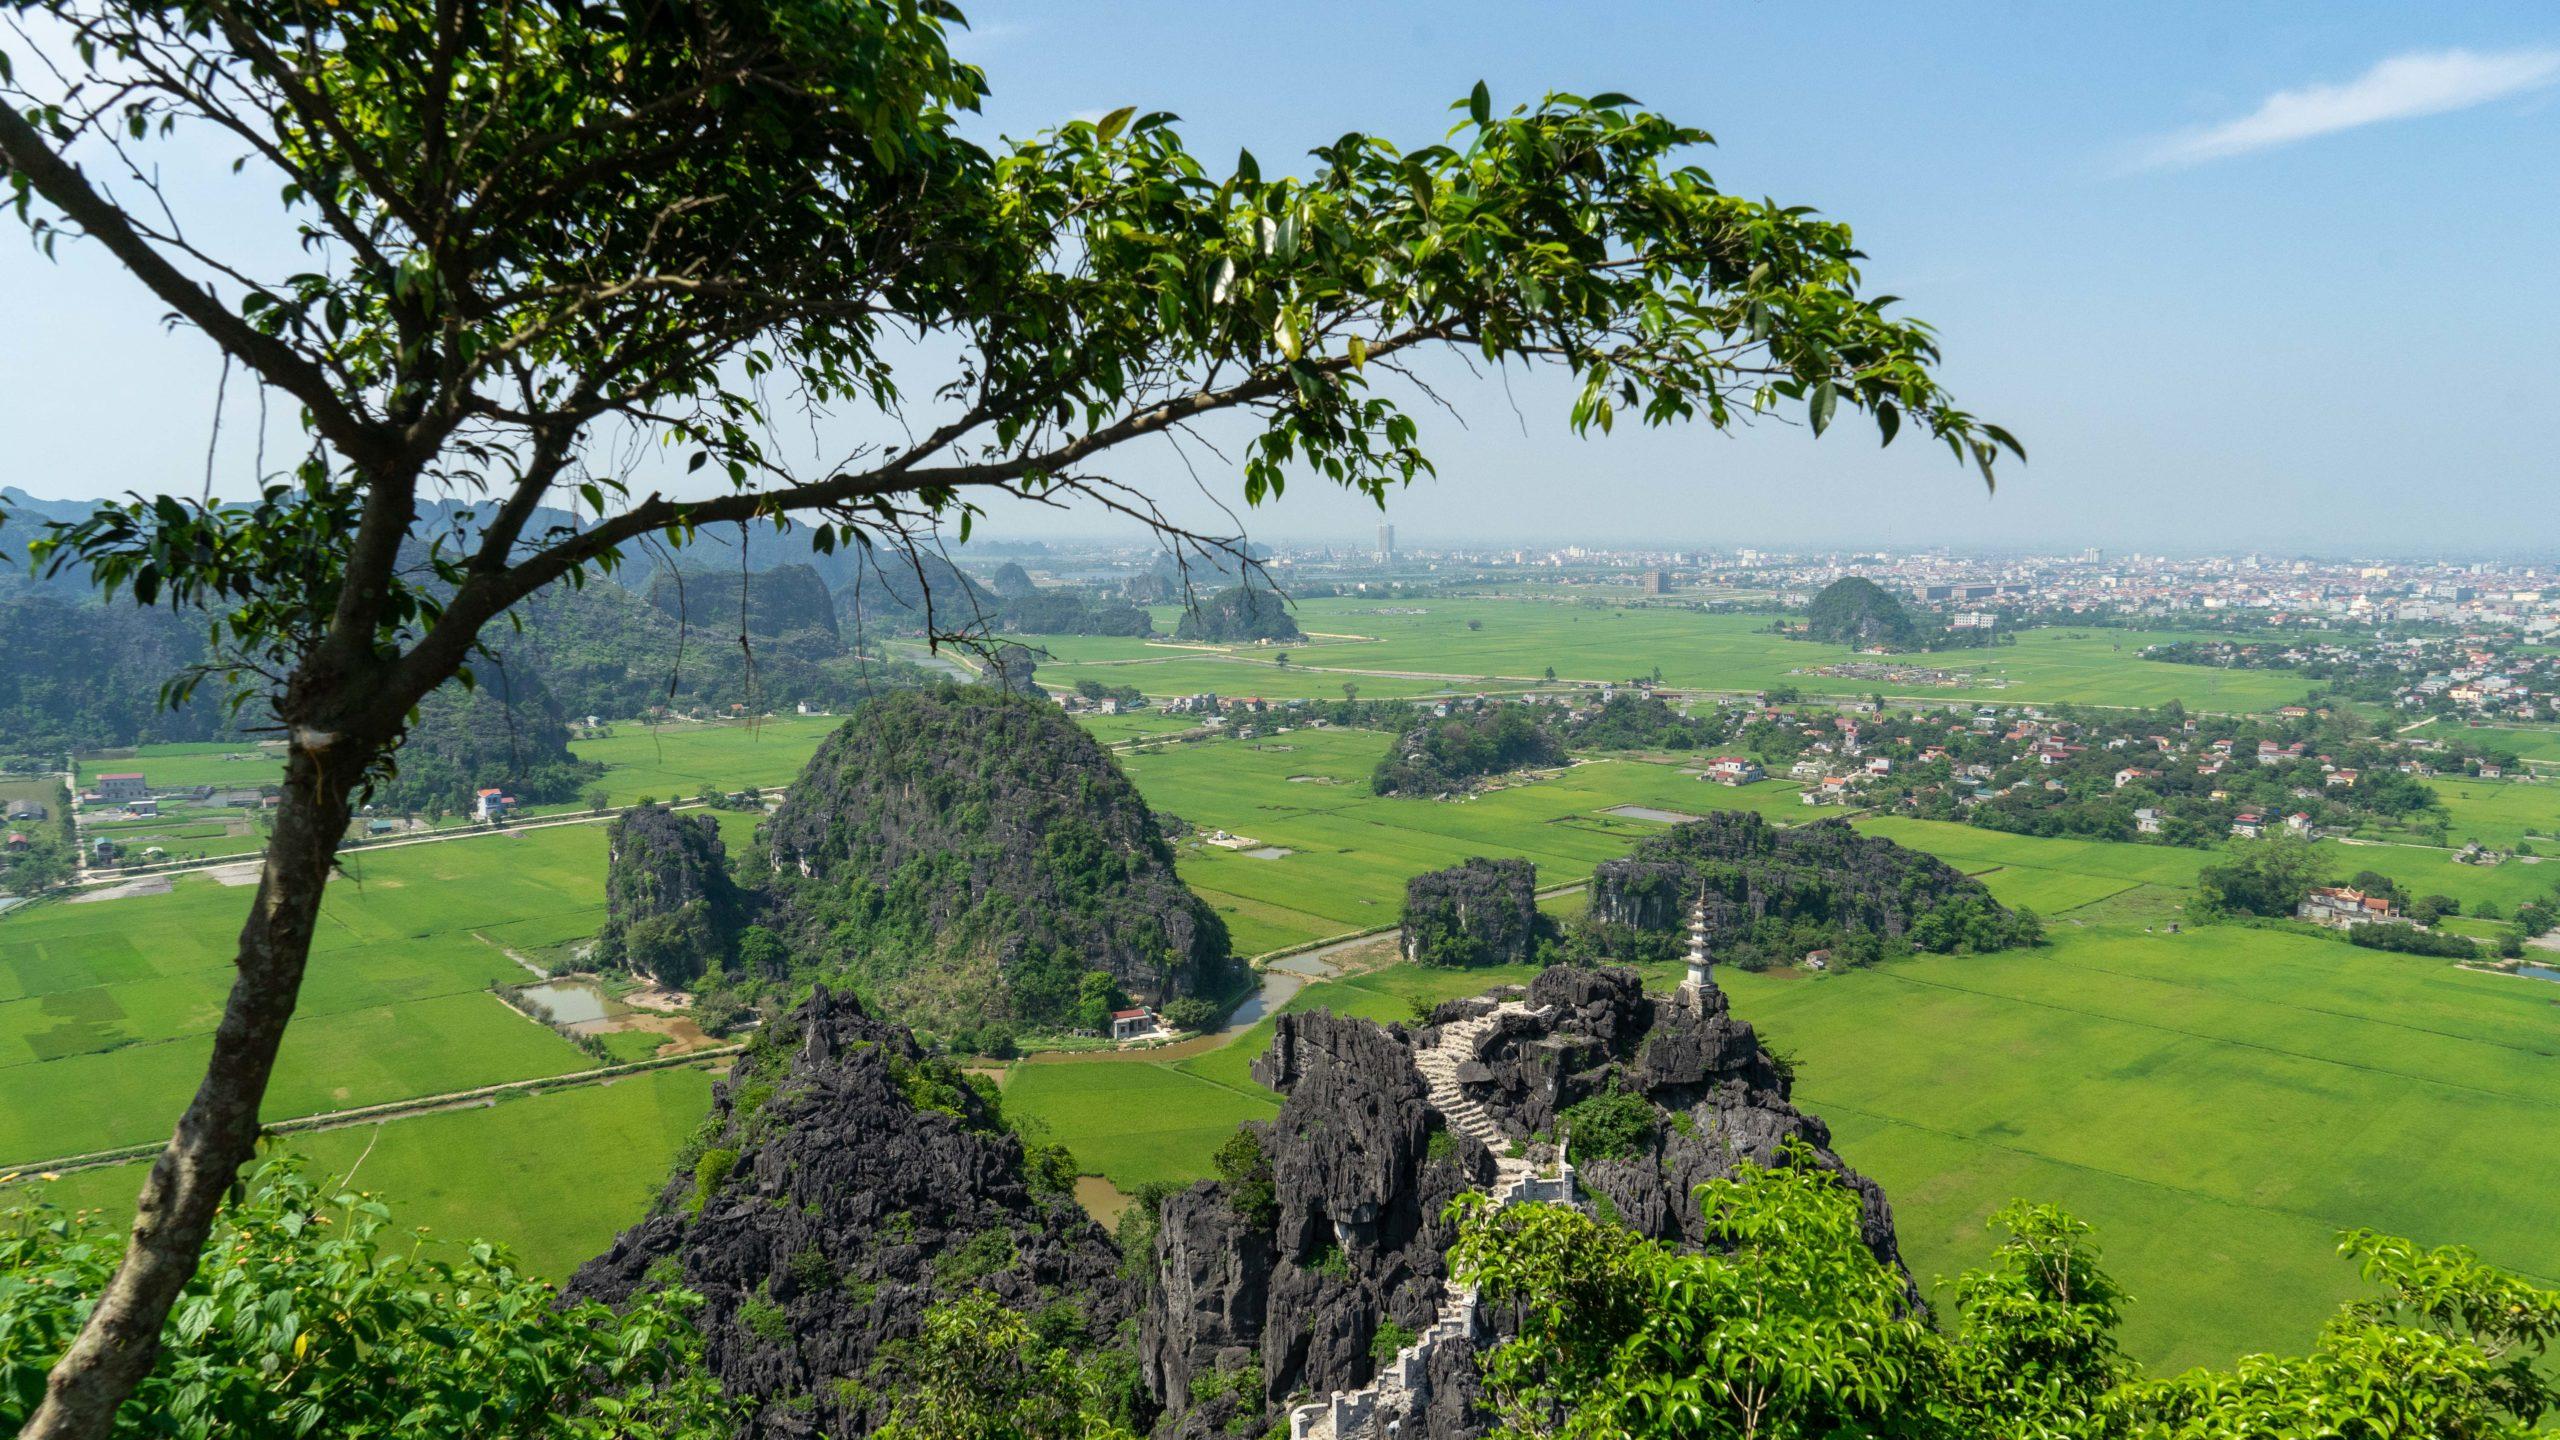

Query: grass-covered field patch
left=5, top=1065, right=713, bottom=1278
left=1726, top=921, right=2560, bottom=1370
left=71, top=741, right=289, bottom=793
left=0, top=825, right=622, bottom=1162
left=1124, top=729, right=1806, bottom=954
left=569, top=715, right=846, bottom=803
left=1019, top=599, right=2312, bottom=711
left=1000, top=1061, right=1278, bottom=1191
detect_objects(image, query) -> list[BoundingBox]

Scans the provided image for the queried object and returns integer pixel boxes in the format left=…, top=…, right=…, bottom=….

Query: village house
left=1109, top=1007, right=1161, bottom=1042
left=2297, top=886, right=2400, bottom=928
left=93, top=772, right=148, bottom=803
left=473, top=788, right=515, bottom=823
left=2230, top=812, right=2264, bottom=838
left=1703, top=756, right=1765, bottom=786
left=2134, top=807, right=2164, bottom=834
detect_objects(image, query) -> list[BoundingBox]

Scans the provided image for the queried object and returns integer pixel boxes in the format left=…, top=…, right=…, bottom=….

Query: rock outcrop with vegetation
left=763, top=687, right=1239, bottom=1032
left=1138, top=964, right=1900, bottom=1438
left=1584, top=812, right=2039, bottom=970
left=1171, top=584, right=1300, bottom=643
left=1800, top=575, right=1919, bottom=649
left=570, top=986, right=1138, bottom=1438
left=594, top=805, right=755, bottom=988
left=1371, top=704, right=1566, bottom=796
left=1401, top=857, right=1553, bottom=966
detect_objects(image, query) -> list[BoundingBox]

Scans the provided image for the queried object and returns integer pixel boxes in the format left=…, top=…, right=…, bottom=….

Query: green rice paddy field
left=1128, top=727, right=1808, bottom=954
left=18, top=656, right=2560, bottom=1369
left=1010, top=599, right=2315, bottom=711
left=1730, top=920, right=2560, bottom=1370
left=8, top=1066, right=713, bottom=1279
left=0, top=824, right=637, bottom=1163
left=1006, top=812, right=2560, bottom=1371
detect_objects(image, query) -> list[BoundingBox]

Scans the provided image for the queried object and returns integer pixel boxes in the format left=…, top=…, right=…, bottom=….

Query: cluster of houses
left=2296, top=885, right=2403, bottom=928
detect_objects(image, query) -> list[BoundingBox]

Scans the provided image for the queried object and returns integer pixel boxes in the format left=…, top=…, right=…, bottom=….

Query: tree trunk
left=21, top=726, right=370, bottom=1440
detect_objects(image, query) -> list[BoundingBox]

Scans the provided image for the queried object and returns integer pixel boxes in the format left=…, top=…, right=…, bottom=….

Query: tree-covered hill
left=494, top=574, right=935, bottom=722
left=1800, top=576, right=1920, bottom=649
left=594, top=804, right=759, bottom=988
left=1372, top=704, right=1566, bottom=795
left=368, top=666, right=601, bottom=817
left=762, top=687, right=1240, bottom=1034
left=0, top=597, right=231, bottom=757
left=644, top=562, right=842, bottom=646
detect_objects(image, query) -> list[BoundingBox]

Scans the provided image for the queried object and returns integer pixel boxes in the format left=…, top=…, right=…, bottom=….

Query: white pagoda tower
left=1684, top=894, right=1713, bottom=997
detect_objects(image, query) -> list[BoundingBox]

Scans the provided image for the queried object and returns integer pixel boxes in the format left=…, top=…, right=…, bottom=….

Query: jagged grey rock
left=1142, top=964, right=1903, bottom=1439
left=569, top=986, right=1131, bottom=1438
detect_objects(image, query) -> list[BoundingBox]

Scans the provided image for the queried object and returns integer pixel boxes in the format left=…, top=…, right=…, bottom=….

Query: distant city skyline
left=3, top=2, right=2553, bottom=555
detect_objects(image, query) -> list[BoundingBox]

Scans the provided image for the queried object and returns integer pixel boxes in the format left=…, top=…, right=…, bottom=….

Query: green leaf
left=1094, top=105, right=1135, bottom=140
left=1469, top=81, right=1492, bottom=128
left=1808, top=378, right=1837, bottom=436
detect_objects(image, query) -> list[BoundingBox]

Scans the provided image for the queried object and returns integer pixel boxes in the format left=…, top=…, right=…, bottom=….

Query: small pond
left=514, top=979, right=615, bottom=1025
left=2513, top=964, right=2560, bottom=984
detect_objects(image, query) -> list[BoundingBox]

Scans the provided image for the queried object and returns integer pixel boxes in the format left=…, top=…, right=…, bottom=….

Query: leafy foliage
left=1559, top=1084, right=1657, bottom=1161
left=2346, top=921, right=2478, bottom=960
left=1373, top=704, right=1566, bottom=796
left=1212, top=1127, right=1279, bottom=1230
left=869, top=1290, right=1138, bottom=1440
left=1563, top=692, right=1715, bottom=750
left=0, top=1163, right=732, bottom=1438
left=1453, top=1149, right=2560, bottom=1440
left=366, top=665, right=599, bottom=816
left=2193, top=836, right=2326, bottom=920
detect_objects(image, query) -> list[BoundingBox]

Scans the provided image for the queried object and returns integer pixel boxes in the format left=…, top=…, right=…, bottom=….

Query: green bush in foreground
left=0, top=1162, right=730, bottom=1438
left=1451, top=1145, right=2560, bottom=1440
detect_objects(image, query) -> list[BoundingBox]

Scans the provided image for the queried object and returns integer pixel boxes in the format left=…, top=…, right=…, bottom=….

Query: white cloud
left=2139, top=47, right=2560, bottom=168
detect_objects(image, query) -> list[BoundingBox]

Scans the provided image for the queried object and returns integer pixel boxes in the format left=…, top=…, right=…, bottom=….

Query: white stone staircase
left=1290, top=1002, right=1570, bottom=1440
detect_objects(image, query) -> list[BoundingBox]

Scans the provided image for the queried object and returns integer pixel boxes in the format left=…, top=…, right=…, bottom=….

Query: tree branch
left=0, top=101, right=389, bottom=468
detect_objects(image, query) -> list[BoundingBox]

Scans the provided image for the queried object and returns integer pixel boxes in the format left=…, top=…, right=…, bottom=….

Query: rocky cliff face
left=570, top=986, right=1132, bottom=1437
left=1140, top=964, right=1902, bottom=1438
left=1170, top=583, right=1301, bottom=643
left=595, top=804, right=752, bottom=987
left=1401, top=857, right=1549, bottom=967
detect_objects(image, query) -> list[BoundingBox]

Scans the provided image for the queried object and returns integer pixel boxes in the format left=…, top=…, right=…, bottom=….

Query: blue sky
left=3, top=2, right=2554, bottom=555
